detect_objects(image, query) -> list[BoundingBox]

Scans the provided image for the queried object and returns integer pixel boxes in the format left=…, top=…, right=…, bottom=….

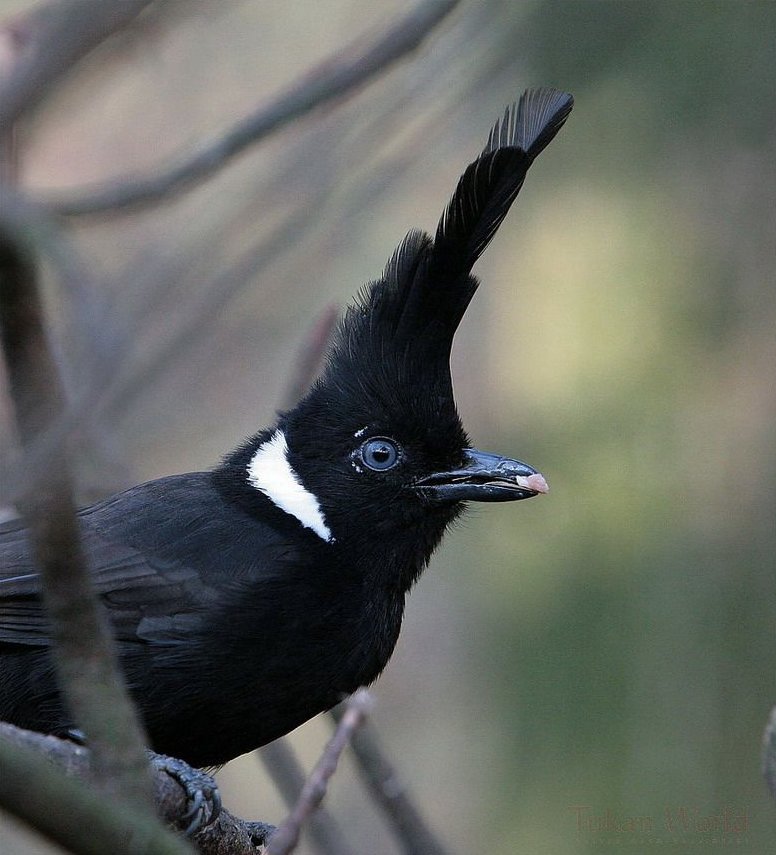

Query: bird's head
left=218, top=89, right=571, bottom=572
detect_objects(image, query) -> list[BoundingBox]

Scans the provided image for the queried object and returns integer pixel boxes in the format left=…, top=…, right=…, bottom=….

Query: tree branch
left=259, top=739, right=354, bottom=855
left=47, top=0, right=459, bottom=215
left=267, top=690, right=374, bottom=855
left=0, top=0, right=160, bottom=133
left=330, top=704, right=449, bottom=855
left=0, top=221, right=161, bottom=814
left=0, top=726, right=187, bottom=855
left=0, top=722, right=269, bottom=855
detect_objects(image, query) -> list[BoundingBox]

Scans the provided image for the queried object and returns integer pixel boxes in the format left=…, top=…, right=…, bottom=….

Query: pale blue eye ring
left=360, top=437, right=401, bottom=471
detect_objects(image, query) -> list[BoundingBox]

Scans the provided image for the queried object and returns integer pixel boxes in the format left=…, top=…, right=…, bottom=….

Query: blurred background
left=1, top=0, right=775, bottom=852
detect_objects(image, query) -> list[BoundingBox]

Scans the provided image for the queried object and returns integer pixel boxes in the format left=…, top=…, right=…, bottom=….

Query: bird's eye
left=360, top=437, right=401, bottom=472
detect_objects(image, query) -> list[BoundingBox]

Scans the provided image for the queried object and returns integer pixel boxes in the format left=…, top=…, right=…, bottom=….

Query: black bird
left=0, top=88, right=571, bottom=768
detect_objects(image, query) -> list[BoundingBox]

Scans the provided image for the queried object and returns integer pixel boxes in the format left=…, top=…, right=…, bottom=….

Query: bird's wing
left=0, top=514, right=50, bottom=644
left=0, top=472, right=261, bottom=647
left=0, top=515, right=208, bottom=646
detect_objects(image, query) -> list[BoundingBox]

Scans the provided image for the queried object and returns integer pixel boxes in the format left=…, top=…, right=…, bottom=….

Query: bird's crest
left=322, top=87, right=573, bottom=392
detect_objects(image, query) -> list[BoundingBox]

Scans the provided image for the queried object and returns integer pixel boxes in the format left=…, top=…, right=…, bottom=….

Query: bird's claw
left=149, top=752, right=221, bottom=835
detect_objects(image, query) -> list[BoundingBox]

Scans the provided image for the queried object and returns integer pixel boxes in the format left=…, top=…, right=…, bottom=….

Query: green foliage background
left=459, top=2, right=776, bottom=852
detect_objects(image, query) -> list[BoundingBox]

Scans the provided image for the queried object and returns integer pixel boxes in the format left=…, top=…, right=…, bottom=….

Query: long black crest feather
left=327, top=88, right=573, bottom=380
left=429, top=87, right=573, bottom=297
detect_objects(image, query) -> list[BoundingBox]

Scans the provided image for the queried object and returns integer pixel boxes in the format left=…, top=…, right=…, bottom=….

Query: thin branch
left=267, top=690, right=374, bottom=855
left=0, top=222, right=155, bottom=810
left=48, top=0, right=460, bottom=215
left=260, top=739, right=355, bottom=855
left=329, top=704, right=449, bottom=855
left=0, top=0, right=159, bottom=133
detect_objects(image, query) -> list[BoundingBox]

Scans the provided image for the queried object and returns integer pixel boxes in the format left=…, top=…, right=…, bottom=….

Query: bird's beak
left=414, top=448, right=549, bottom=503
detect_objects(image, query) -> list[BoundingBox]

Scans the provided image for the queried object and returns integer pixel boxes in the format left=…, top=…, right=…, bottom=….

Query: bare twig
left=0, top=223, right=155, bottom=810
left=330, top=704, right=449, bottom=855
left=48, top=0, right=460, bottom=215
left=0, top=0, right=159, bottom=133
left=260, top=739, right=355, bottom=855
left=267, top=690, right=374, bottom=855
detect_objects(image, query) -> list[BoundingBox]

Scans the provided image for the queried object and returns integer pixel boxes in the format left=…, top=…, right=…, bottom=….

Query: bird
left=0, top=88, right=572, bottom=769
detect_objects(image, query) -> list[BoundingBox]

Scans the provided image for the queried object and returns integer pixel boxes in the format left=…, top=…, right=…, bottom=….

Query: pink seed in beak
left=515, top=472, right=549, bottom=494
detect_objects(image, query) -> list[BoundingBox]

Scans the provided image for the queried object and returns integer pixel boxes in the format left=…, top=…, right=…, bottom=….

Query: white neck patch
left=247, top=429, right=333, bottom=543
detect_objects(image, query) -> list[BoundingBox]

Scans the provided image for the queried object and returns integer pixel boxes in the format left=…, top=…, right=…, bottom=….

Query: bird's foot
left=149, top=752, right=222, bottom=835
left=59, top=731, right=220, bottom=834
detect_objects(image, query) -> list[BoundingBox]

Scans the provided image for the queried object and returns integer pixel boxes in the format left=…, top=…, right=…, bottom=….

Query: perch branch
left=0, top=723, right=274, bottom=854
left=0, top=725, right=191, bottom=855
